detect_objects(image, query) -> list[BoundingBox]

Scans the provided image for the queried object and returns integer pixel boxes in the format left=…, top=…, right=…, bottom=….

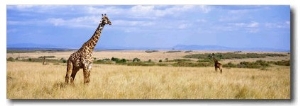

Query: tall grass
left=7, top=61, right=290, bottom=99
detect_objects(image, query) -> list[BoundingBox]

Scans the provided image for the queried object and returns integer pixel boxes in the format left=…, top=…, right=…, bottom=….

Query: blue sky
left=6, top=5, right=290, bottom=50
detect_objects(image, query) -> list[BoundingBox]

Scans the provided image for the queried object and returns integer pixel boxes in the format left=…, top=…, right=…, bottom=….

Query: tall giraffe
left=211, top=53, right=222, bottom=73
left=65, top=14, right=112, bottom=84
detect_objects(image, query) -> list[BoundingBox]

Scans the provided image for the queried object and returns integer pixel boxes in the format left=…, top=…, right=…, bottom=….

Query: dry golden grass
left=7, top=61, right=290, bottom=99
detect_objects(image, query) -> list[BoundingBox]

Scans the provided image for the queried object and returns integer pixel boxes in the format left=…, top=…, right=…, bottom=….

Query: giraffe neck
left=212, top=57, right=218, bottom=63
left=80, top=23, right=105, bottom=52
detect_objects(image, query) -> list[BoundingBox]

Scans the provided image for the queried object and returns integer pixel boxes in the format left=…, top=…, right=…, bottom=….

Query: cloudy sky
left=7, top=5, right=290, bottom=50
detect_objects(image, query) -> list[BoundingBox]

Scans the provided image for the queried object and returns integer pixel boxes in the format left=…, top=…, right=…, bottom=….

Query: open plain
left=6, top=50, right=290, bottom=99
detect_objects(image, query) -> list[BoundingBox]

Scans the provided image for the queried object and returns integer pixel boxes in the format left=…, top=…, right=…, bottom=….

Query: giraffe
left=211, top=53, right=222, bottom=73
left=65, top=14, right=112, bottom=84
left=42, top=56, right=49, bottom=65
left=42, top=56, right=46, bottom=65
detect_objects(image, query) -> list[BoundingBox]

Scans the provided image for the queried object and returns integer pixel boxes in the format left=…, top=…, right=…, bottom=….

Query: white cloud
left=47, top=18, right=65, bottom=26
left=218, top=16, right=241, bottom=22
left=264, top=22, right=290, bottom=29
left=230, top=21, right=259, bottom=28
left=178, top=24, right=188, bottom=29
left=128, top=5, right=211, bottom=19
left=199, top=5, right=211, bottom=13
left=285, top=21, right=290, bottom=25
left=46, top=16, right=100, bottom=28
left=178, top=24, right=190, bottom=29
left=247, top=21, right=259, bottom=27
left=248, top=28, right=259, bottom=33
left=214, top=21, right=260, bottom=33
left=84, top=6, right=126, bottom=15
left=113, top=20, right=155, bottom=27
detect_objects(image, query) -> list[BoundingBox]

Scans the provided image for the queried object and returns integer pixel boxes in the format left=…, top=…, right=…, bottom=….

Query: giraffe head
left=101, top=14, right=112, bottom=25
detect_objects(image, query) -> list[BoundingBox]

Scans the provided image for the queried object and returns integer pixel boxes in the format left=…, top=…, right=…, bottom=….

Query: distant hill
left=7, top=43, right=59, bottom=48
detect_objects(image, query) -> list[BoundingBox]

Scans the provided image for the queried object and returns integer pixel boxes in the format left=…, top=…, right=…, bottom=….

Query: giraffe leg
left=83, top=63, right=92, bottom=84
left=220, top=65, right=223, bottom=74
left=83, top=69, right=91, bottom=84
left=70, top=67, right=80, bottom=83
left=65, top=61, right=73, bottom=84
left=215, top=67, right=217, bottom=72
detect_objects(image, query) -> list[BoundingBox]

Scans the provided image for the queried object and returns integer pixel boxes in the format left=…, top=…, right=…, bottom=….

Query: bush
left=237, top=60, right=269, bottom=68
left=133, top=58, right=141, bottom=62
left=60, top=58, right=67, bottom=63
left=111, top=57, right=119, bottom=61
left=197, top=58, right=212, bottom=63
left=7, top=57, right=15, bottom=62
left=184, top=50, right=193, bottom=53
left=273, top=60, right=290, bottom=66
left=166, top=50, right=181, bottom=53
left=223, top=62, right=237, bottom=68
left=127, top=62, right=155, bottom=66
left=95, top=59, right=113, bottom=64
left=116, top=58, right=127, bottom=63
left=169, top=59, right=191, bottom=62
left=38, top=56, right=55, bottom=58
left=184, top=53, right=286, bottom=59
left=145, top=50, right=158, bottom=53
left=172, top=61, right=211, bottom=67
left=159, top=60, right=162, bottom=62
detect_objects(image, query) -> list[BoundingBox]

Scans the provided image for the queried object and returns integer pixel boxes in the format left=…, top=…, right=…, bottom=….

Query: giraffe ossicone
left=65, top=14, right=112, bottom=84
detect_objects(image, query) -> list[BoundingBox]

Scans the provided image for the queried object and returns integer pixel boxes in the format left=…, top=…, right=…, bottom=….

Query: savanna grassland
left=6, top=50, right=290, bottom=99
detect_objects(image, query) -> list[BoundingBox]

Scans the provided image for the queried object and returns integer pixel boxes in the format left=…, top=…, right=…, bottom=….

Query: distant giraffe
left=42, top=56, right=48, bottom=65
left=211, top=53, right=222, bottom=73
left=65, top=14, right=112, bottom=84
left=42, top=56, right=46, bottom=65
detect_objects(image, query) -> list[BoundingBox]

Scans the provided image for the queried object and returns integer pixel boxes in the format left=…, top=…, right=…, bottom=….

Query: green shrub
left=273, top=60, right=290, bottom=66
left=166, top=50, right=181, bottom=53
left=111, top=57, right=119, bottom=61
left=169, top=59, right=191, bottom=62
left=157, top=63, right=168, bottom=66
left=172, top=61, right=211, bottom=67
left=7, top=57, right=15, bottom=62
left=197, top=58, right=212, bottom=63
left=237, top=60, right=270, bottom=68
left=95, top=59, right=113, bottom=64
left=60, top=58, right=67, bottom=63
left=38, top=56, right=55, bottom=58
left=133, top=58, right=141, bottom=62
left=223, top=62, right=236, bottom=68
left=127, top=62, right=155, bottom=66
left=116, top=58, right=127, bottom=63
left=145, top=50, right=158, bottom=53
left=184, top=53, right=286, bottom=59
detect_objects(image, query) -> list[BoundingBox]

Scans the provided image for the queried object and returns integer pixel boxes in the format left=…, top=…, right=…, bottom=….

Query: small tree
left=7, top=57, right=15, bottom=62
left=133, top=58, right=140, bottom=62
left=159, top=60, right=162, bottom=62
